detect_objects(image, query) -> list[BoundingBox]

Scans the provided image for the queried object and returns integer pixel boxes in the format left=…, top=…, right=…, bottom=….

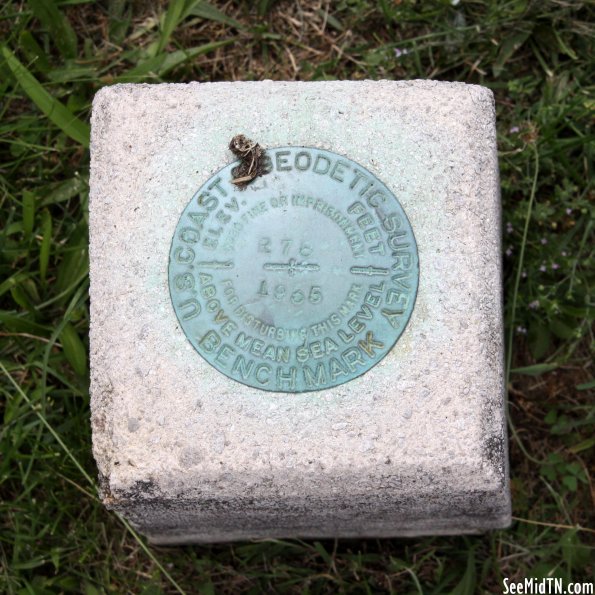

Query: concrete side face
left=89, top=80, right=511, bottom=543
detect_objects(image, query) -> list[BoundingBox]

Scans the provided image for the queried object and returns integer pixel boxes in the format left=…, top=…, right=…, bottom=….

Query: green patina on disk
left=169, top=147, right=419, bottom=393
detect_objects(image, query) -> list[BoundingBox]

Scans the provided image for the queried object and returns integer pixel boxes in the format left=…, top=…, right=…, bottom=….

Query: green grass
left=1, top=0, right=593, bottom=592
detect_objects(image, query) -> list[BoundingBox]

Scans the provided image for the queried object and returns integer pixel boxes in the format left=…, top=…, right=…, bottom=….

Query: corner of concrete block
left=90, top=87, right=116, bottom=151
left=92, top=83, right=136, bottom=107
left=477, top=442, right=512, bottom=531
left=91, top=84, right=142, bottom=134
left=91, top=85, right=122, bottom=119
left=430, top=81, right=495, bottom=130
left=466, top=84, right=496, bottom=125
left=467, top=82, right=495, bottom=103
left=92, top=85, right=113, bottom=109
left=486, top=489, right=512, bottom=531
left=498, top=507, right=513, bottom=530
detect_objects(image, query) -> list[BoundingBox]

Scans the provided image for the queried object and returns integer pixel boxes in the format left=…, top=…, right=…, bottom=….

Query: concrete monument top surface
left=90, top=80, right=510, bottom=543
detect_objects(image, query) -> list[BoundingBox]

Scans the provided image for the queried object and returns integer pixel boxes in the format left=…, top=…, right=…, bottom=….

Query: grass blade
left=505, top=143, right=540, bottom=464
left=189, top=1, right=245, bottom=30
left=54, top=224, right=88, bottom=305
left=116, top=39, right=234, bottom=82
left=449, top=547, right=476, bottom=595
left=108, top=0, right=131, bottom=45
left=59, top=323, right=87, bottom=376
left=511, top=363, right=560, bottom=376
left=156, top=0, right=195, bottom=55
left=18, top=30, right=51, bottom=74
left=40, top=176, right=88, bottom=207
left=576, top=379, right=595, bottom=391
left=257, top=0, right=279, bottom=17
left=0, top=310, right=50, bottom=335
left=39, top=209, right=52, bottom=284
left=1, top=46, right=90, bottom=147
left=0, top=272, right=30, bottom=299
left=493, top=30, right=531, bottom=77
left=27, top=0, right=77, bottom=59
left=22, top=190, right=36, bottom=239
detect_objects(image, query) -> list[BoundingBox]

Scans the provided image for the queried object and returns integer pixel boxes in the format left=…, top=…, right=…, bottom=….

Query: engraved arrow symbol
left=350, top=265, right=390, bottom=276
left=264, top=258, right=320, bottom=276
left=197, top=260, right=234, bottom=269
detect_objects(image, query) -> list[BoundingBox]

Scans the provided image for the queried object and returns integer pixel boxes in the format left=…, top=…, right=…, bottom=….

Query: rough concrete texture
left=90, top=80, right=511, bottom=544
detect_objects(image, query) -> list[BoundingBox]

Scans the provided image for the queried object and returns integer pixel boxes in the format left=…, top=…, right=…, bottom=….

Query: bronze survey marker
left=169, top=147, right=419, bottom=392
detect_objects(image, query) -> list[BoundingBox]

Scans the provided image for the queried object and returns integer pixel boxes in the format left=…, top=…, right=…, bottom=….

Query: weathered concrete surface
left=89, top=80, right=511, bottom=544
